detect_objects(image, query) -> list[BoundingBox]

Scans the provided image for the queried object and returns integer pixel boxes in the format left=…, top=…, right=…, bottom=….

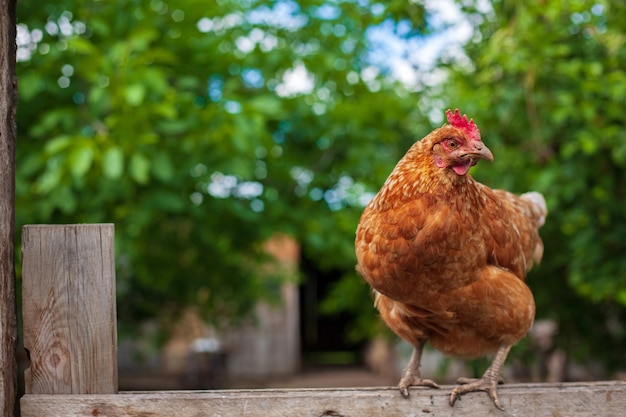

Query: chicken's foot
left=398, top=341, right=440, bottom=398
left=449, top=344, right=511, bottom=410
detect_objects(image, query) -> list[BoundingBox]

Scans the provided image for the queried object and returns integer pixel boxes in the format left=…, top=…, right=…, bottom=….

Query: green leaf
left=129, top=152, right=150, bottom=184
left=248, top=95, right=285, bottom=117
left=44, top=135, right=72, bottom=154
left=124, top=84, right=146, bottom=106
left=156, top=119, right=188, bottom=136
left=68, top=37, right=98, bottom=55
left=144, top=190, right=185, bottom=212
left=128, top=27, right=158, bottom=52
left=34, top=158, right=63, bottom=194
left=18, top=73, right=45, bottom=101
left=69, top=145, right=94, bottom=179
left=152, top=151, right=174, bottom=182
left=102, top=147, right=124, bottom=179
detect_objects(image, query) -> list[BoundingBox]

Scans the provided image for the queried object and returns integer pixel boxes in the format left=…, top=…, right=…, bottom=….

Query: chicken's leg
left=398, top=340, right=440, bottom=397
left=449, top=343, right=511, bottom=410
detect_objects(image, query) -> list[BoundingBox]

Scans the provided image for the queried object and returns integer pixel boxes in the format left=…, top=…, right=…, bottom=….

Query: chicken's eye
left=447, top=139, right=459, bottom=149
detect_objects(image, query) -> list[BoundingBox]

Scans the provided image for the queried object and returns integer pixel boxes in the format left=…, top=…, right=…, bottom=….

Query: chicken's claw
left=449, top=376, right=504, bottom=410
left=397, top=343, right=441, bottom=398
left=398, top=377, right=440, bottom=398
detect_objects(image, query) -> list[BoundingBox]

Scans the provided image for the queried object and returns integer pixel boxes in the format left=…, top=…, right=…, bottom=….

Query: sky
left=366, top=0, right=475, bottom=86
left=269, top=0, right=489, bottom=97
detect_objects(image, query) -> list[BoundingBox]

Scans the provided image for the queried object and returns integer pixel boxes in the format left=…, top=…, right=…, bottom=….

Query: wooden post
left=0, top=0, right=18, bottom=416
left=22, top=224, right=118, bottom=395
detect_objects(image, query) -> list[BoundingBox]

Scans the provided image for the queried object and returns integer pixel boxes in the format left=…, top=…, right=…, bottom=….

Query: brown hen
left=355, top=109, right=547, bottom=409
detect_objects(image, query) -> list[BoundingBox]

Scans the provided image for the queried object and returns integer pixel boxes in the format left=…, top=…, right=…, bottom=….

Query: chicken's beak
left=464, top=141, right=494, bottom=162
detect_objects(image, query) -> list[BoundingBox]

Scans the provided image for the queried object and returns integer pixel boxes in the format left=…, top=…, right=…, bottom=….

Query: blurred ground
left=119, top=365, right=396, bottom=391
left=228, top=365, right=397, bottom=389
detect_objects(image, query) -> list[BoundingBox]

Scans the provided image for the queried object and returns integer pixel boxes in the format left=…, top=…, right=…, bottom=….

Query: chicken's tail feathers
left=520, top=191, right=547, bottom=228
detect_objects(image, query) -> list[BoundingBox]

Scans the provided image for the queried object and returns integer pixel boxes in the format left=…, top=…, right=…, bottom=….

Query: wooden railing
left=19, top=382, right=626, bottom=417
left=18, top=225, right=626, bottom=416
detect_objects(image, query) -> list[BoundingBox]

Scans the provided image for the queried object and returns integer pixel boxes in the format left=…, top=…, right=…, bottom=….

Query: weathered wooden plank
left=20, top=382, right=626, bottom=417
left=0, top=1, right=18, bottom=416
left=21, top=224, right=118, bottom=395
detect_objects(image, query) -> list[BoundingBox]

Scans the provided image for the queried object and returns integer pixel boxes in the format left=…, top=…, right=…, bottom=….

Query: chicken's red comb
left=445, top=108, right=481, bottom=142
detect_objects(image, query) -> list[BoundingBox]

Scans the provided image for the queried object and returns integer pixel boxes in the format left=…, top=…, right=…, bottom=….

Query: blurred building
left=119, top=235, right=301, bottom=389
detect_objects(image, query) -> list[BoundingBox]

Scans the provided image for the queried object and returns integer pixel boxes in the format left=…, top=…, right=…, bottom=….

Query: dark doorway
left=299, top=254, right=365, bottom=366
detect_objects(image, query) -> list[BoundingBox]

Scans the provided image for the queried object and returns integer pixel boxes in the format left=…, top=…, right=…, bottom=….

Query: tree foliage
left=16, top=0, right=428, bottom=330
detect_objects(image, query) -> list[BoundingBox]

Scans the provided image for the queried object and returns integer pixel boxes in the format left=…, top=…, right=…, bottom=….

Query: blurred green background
left=15, top=0, right=626, bottom=378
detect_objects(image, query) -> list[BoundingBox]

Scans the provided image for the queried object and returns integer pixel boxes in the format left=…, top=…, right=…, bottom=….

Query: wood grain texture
left=0, top=1, right=18, bottom=415
left=20, top=382, right=626, bottom=417
left=22, top=224, right=118, bottom=395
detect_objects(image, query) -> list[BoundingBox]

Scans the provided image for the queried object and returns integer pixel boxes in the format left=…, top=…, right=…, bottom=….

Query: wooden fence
left=1, top=1, right=18, bottom=417
left=17, top=224, right=626, bottom=416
